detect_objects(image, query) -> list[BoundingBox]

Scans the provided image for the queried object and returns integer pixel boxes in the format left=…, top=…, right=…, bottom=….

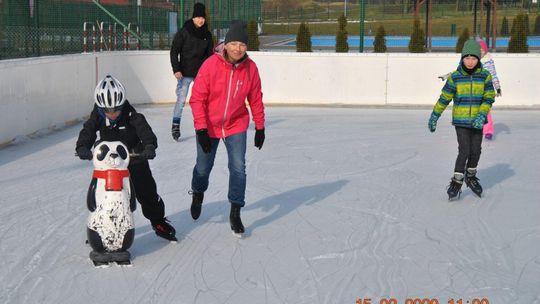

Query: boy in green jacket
left=428, top=39, right=496, bottom=200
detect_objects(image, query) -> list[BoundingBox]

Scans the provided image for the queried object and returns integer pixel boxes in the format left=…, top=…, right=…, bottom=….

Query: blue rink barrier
left=286, top=35, right=540, bottom=48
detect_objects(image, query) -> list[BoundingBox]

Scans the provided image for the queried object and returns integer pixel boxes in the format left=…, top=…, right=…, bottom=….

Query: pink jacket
left=190, top=53, right=265, bottom=138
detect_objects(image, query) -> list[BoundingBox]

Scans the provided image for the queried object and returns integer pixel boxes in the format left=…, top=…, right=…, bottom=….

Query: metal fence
left=0, top=0, right=538, bottom=59
left=0, top=0, right=261, bottom=59
left=263, top=0, right=540, bottom=52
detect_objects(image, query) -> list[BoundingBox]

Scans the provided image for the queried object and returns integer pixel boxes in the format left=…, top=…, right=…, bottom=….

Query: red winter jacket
left=189, top=53, right=265, bottom=139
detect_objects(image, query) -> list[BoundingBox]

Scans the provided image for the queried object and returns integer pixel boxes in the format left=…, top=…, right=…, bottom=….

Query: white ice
left=1, top=106, right=539, bottom=304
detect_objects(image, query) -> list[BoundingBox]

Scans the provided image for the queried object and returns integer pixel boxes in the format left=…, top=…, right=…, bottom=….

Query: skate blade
left=114, top=261, right=133, bottom=267
left=155, top=231, right=178, bottom=243
left=448, top=192, right=461, bottom=201
left=91, top=260, right=111, bottom=268
left=231, top=231, right=244, bottom=238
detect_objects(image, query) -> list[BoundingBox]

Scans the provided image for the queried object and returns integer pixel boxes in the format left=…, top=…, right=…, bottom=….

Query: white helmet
left=94, top=75, right=126, bottom=112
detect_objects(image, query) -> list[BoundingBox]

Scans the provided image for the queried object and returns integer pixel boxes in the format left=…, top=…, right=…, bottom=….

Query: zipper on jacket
left=222, top=65, right=235, bottom=138
left=469, top=75, right=473, bottom=123
left=233, top=80, right=240, bottom=99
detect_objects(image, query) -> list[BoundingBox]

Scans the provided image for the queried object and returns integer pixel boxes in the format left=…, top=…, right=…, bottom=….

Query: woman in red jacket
left=188, top=20, right=266, bottom=236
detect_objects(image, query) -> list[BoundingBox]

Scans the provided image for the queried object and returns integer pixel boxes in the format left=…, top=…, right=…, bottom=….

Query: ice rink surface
left=1, top=106, right=539, bottom=304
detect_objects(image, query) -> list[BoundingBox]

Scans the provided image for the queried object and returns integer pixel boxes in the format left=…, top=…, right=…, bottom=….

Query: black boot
left=447, top=172, right=464, bottom=201
left=151, top=218, right=177, bottom=242
left=229, top=204, right=245, bottom=235
left=465, top=168, right=483, bottom=198
left=172, top=123, right=180, bottom=141
left=190, top=191, right=204, bottom=220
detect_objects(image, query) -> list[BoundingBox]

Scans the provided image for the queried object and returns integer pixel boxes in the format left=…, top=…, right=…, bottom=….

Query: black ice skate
left=89, top=250, right=131, bottom=268
left=229, top=204, right=245, bottom=237
left=447, top=172, right=464, bottom=201
left=190, top=191, right=204, bottom=220
left=151, top=218, right=177, bottom=242
left=171, top=123, right=180, bottom=141
left=465, top=168, right=483, bottom=198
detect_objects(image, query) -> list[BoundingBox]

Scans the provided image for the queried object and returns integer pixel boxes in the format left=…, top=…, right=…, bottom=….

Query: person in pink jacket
left=188, top=20, right=265, bottom=236
left=478, top=39, right=502, bottom=140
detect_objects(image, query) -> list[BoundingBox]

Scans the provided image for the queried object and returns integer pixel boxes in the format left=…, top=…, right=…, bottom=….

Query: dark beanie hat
left=224, top=20, right=248, bottom=45
left=192, top=2, right=206, bottom=19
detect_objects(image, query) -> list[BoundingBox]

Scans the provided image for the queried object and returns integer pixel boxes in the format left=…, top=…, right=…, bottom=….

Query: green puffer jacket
left=433, top=65, right=496, bottom=128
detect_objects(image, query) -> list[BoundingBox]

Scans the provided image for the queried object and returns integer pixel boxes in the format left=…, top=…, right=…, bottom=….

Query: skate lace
left=448, top=179, right=462, bottom=192
left=467, top=175, right=480, bottom=188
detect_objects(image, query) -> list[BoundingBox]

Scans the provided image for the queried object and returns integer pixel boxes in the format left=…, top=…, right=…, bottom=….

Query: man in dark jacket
left=76, top=75, right=177, bottom=241
left=169, top=2, right=213, bottom=141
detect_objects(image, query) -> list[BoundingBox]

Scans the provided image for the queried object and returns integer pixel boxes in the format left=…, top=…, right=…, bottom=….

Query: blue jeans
left=172, top=77, right=194, bottom=124
left=192, top=131, right=247, bottom=207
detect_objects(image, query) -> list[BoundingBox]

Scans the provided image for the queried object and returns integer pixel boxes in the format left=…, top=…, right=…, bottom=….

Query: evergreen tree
left=534, top=14, right=540, bottom=35
left=373, top=25, right=387, bottom=53
left=508, top=13, right=529, bottom=53
left=247, top=19, right=260, bottom=51
left=335, top=14, right=349, bottom=53
left=455, top=27, right=470, bottom=53
left=511, top=15, right=518, bottom=35
left=158, top=33, right=167, bottom=50
left=408, top=18, right=425, bottom=53
left=500, top=16, right=509, bottom=36
left=524, top=13, right=530, bottom=36
left=296, top=22, right=312, bottom=52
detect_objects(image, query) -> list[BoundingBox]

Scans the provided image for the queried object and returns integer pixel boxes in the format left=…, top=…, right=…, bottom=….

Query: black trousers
left=454, top=126, right=483, bottom=173
left=128, top=160, right=165, bottom=221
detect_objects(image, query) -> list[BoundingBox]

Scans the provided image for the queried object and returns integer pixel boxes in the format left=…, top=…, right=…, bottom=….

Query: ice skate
left=151, top=218, right=177, bottom=242
left=447, top=172, right=464, bottom=201
left=229, top=204, right=245, bottom=237
left=190, top=191, right=204, bottom=220
left=172, top=123, right=180, bottom=141
left=465, top=168, right=483, bottom=198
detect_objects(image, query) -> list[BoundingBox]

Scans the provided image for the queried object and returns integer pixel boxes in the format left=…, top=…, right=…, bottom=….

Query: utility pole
left=178, top=0, right=184, bottom=28
left=473, top=0, right=478, bottom=35
left=359, top=0, right=365, bottom=52
left=425, top=0, right=432, bottom=51
left=492, top=0, right=497, bottom=51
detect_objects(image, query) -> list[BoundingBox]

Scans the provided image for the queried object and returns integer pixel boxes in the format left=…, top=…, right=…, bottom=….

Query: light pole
left=359, top=0, right=365, bottom=52
left=344, top=0, right=347, bottom=17
left=473, top=0, right=478, bottom=35
left=137, top=0, right=141, bottom=28
left=178, top=0, right=184, bottom=28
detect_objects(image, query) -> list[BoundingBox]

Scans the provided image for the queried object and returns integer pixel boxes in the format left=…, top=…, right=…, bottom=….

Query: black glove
left=254, top=128, right=265, bottom=150
left=196, top=129, right=212, bottom=154
left=140, top=144, right=156, bottom=160
left=76, top=146, right=93, bottom=160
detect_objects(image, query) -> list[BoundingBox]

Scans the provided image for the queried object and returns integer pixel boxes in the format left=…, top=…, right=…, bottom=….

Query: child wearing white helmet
left=76, top=75, right=177, bottom=241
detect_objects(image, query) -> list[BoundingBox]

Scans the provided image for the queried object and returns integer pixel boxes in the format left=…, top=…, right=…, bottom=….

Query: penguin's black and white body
left=87, top=141, right=136, bottom=264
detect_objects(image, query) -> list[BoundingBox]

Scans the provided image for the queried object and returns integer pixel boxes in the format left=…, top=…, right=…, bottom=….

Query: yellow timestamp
left=355, top=298, right=489, bottom=304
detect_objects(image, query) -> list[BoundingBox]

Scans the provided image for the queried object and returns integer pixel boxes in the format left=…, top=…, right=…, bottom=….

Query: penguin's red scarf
left=92, top=169, right=130, bottom=191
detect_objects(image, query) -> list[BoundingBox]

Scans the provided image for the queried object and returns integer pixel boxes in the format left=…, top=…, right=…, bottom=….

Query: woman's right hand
left=174, top=72, right=183, bottom=80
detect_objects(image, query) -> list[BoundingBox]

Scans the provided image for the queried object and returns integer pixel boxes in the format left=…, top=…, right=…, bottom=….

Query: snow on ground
left=0, top=106, right=539, bottom=304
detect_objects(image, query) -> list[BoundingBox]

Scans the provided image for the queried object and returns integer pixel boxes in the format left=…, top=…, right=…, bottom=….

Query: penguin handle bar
left=74, top=152, right=141, bottom=159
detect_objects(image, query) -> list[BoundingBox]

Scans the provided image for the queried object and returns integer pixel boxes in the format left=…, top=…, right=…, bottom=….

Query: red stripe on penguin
left=93, top=170, right=130, bottom=191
